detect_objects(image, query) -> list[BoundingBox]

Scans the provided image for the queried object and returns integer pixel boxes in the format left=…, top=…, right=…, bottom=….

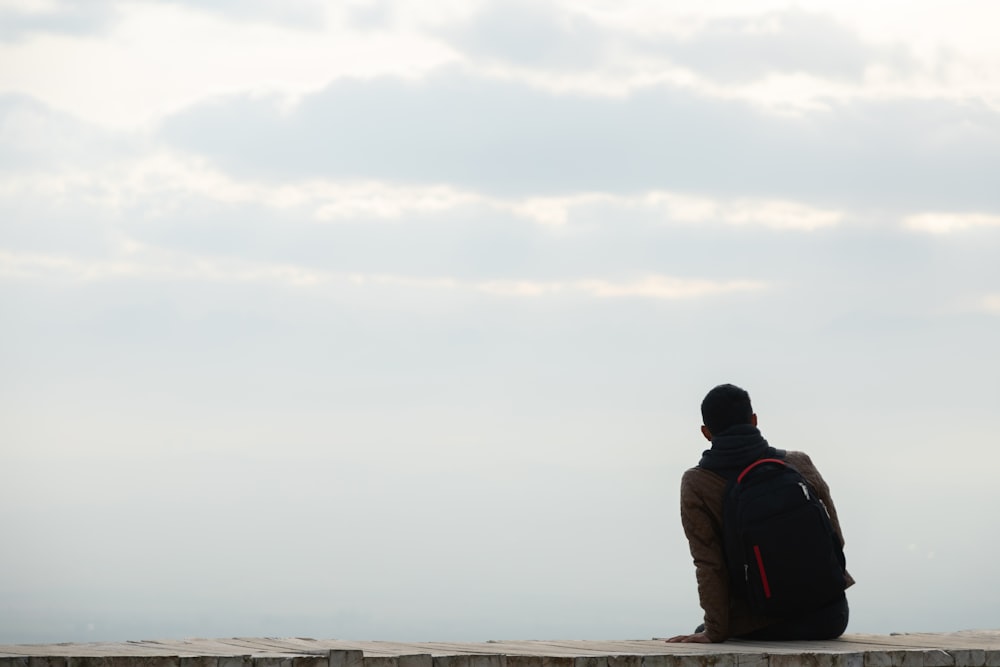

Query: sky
left=2, top=0, right=1000, bottom=646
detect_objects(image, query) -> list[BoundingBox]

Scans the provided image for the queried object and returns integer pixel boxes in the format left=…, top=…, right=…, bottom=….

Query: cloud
left=0, top=0, right=329, bottom=42
left=479, top=275, right=767, bottom=299
left=563, top=275, right=767, bottom=299
left=0, top=248, right=765, bottom=302
left=0, top=148, right=483, bottom=222
left=2, top=140, right=843, bottom=231
left=439, top=4, right=916, bottom=84
left=504, top=192, right=842, bottom=230
left=0, top=2, right=117, bottom=42
left=0, top=95, right=847, bottom=238
left=903, top=212, right=1000, bottom=234
left=0, top=4, right=457, bottom=130
left=980, top=294, right=1000, bottom=313
left=646, top=10, right=914, bottom=83
left=2, top=1, right=994, bottom=132
left=2, top=95, right=994, bottom=327
left=159, top=70, right=1000, bottom=209
left=346, top=0, right=398, bottom=31
left=439, top=1, right=605, bottom=70
left=0, top=247, right=362, bottom=286
left=153, top=0, right=329, bottom=29
left=0, top=95, right=132, bottom=169
left=645, top=194, right=842, bottom=230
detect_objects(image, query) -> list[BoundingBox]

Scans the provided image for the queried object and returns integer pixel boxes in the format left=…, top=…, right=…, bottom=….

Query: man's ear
left=751, top=413, right=758, bottom=427
left=700, top=425, right=712, bottom=442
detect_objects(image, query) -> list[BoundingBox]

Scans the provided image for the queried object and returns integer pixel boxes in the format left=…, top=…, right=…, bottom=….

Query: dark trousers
left=738, top=593, right=850, bottom=641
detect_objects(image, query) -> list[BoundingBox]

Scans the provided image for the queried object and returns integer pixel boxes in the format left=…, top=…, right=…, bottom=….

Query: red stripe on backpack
left=753, top=545, right=772, bottom=599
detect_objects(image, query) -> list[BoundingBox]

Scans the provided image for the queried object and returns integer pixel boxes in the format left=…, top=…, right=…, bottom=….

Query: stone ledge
left=1, top=631, right=997, bottom=667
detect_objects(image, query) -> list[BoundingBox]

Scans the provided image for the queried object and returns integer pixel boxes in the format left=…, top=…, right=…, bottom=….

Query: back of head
left=701, top=383, right=754, bottom=434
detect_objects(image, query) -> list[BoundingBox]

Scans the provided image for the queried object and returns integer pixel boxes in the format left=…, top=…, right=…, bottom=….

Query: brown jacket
left=679, top=451, right=855, bottom=642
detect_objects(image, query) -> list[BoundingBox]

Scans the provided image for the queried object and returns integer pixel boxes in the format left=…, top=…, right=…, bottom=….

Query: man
left=667, top=383, right=854, bottom=643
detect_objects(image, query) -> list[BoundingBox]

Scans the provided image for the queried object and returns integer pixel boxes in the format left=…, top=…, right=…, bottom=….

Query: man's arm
left=676, top=470, right=730, bottom=642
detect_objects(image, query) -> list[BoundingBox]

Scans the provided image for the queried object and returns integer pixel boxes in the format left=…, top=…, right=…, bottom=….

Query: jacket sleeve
left=679, top=469, right=731, bottom=642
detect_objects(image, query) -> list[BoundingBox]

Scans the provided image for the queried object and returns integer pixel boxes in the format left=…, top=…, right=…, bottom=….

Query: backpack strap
left=736, top=457, right=787, bottom=483
left=731, top=449, right=789, bottom=483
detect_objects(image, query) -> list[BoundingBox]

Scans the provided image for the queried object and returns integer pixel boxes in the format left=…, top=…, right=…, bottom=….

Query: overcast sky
left=2, top=0, right=1000, bottom=646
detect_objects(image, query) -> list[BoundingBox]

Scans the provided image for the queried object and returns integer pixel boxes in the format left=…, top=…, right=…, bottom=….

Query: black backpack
left=722, top=456, right=847, bottom=617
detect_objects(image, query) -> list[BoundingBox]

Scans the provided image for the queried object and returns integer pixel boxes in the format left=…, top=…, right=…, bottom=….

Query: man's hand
left=664, top=632, right=713, bottom=643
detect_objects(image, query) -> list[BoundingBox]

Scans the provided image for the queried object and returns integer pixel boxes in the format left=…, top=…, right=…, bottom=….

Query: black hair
left=700, top=383, right=754, bottom=434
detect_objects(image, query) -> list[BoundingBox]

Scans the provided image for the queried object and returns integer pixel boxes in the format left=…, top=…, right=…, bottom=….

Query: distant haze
left=2, top=0, right=999, bottom=645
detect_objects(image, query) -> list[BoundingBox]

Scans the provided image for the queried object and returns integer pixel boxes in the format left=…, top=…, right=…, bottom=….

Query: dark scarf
left=697, top=423, right=783, bottom=480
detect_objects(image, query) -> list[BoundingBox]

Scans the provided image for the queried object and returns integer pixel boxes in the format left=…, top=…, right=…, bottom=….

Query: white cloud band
left=0, top=248, right=766, bottom=301
left=903, top=212, right=1000, bottom=234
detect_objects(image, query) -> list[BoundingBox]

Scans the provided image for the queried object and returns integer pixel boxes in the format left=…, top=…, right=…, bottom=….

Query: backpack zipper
left=798, top=482, right=810, bottom=500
